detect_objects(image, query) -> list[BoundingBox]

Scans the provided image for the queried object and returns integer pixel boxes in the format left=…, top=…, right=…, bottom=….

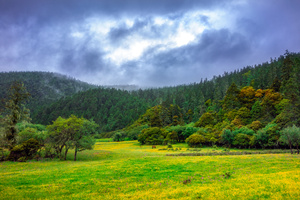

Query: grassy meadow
left=1, top=141, right=300, bottom=199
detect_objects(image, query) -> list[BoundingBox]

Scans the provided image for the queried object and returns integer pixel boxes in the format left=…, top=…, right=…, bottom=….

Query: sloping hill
left=0, top=71, right=97, bottom=119
left=35, top=87, right=148, bottom=132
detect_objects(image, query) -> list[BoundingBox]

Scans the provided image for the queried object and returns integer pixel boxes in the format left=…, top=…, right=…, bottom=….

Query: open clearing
left=1, top=141, right=300, bottom=199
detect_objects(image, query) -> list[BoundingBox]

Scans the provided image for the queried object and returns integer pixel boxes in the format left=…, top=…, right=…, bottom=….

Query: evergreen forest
left=1, top=51, right=300, bottom=161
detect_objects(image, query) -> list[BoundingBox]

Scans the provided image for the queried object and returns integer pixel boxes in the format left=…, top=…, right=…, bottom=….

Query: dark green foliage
left=233, top=133, right=250, bottom=148
left=8, top=138, right=40, bottom=161
left=1, top=81, right=31, bottom=150
left=252, top=129, right=269, bottom=148
left=0, top=72, right=97, bottom=123
left=250, top=101, right=262, bottom=121
left=113, top=132, right=122, bottom=142
left=223, top=83, right=240, bottom=111
left=37, top=87, right=148, bottom=132
left=165, top=126, right=194, bottom=142
left=221, top=129, right=235, bottom=147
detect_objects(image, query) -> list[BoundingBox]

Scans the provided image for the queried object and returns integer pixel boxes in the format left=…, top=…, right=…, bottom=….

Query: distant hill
left=0, top=71, right=97, bottom=119
left=35, top=87, right=148, bottom=132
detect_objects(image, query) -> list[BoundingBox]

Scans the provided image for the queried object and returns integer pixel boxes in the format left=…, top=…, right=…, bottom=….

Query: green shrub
left=17, top=127, right=48, bottom=146
left=17, top=156, right=27, bottom=162
left=8, top=138, right=40, bottom=161
left=233, top=133, right=250, bottom=148
left=138, top=127, right=168, bottom=145
left=186, top=134, right=205, bottom=147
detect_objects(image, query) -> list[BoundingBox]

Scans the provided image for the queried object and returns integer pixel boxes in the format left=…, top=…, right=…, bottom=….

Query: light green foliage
left=17, top=127, right=48, bottom=146
left=275, top=99, right=289, bottom=114
left=280, top=125, right=300, bottom=154
left=253, top=129, right=269, bottom=148
left=46, top=115, right=96, bottom=160
left=17, top=122, right=46, bottom=132
left=138, top=127, right=168, bottom=145
left=186, top=134, right=205, bottom=147
left=232, top=126, right=255, bottom=136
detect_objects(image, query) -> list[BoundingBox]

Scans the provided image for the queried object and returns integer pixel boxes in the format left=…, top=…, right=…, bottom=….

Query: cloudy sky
left=0, top=0, right=299, bottom=87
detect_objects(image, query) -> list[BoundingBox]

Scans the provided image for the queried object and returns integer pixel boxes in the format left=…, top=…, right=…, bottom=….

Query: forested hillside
left=1, top=52, right=299, bottom=140
left=114, top=51, right=300, bottom=149
left=34, top=52, right=300, bottom=138
left=34, top=88, right=148, bottom=132
left=131, top=51, right=300, bottom=121
left=0, top=72, right=97, bottom=117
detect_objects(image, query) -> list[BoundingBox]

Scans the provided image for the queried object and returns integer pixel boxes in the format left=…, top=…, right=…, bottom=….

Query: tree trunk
left=289, top=141, right=293, bottom=154
left=64, top=148, right=69, bottom=160
left=74, top=146, right=78, bottom=161
left=296, top=144, right=299, bottom=154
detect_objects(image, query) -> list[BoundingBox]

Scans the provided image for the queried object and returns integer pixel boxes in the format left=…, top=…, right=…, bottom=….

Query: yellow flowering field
left=1, top=141, right=300, bottom=199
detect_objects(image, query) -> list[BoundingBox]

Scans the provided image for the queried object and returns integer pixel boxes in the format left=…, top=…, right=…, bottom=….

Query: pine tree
left=1, top=82, right=31, bottom=149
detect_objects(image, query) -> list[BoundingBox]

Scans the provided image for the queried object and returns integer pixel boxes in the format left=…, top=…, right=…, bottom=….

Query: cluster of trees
left=114, top=52, right=300, bottom=153
left=0, top=82, right=97, bottom=161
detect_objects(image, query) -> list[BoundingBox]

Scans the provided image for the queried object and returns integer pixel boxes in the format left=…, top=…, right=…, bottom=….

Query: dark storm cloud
left=235, top=1, right=300, bottom=55
left=0, top=0, right=300, bottom=86
left=60, top=49, right=108, bottom=75
left=109, top=19, right=151, bottom=43
left=130, top=28, right=252, bottom=86
left=0, top=0, right=229, bottom=20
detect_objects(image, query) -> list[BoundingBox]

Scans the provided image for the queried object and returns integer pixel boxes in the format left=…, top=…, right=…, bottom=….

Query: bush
left=233, top=133, right=250, bottom=148
left=113, top=132, right=122, bottom=142
left=186, top=134, right=205, bottom=147
left=138, top=127, right=168, bottom=145
left=17, top=127, right=48, bottom=146
left=8, top=138, right=40, bottom=161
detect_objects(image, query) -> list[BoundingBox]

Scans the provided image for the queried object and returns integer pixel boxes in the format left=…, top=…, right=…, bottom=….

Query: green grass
left=1, top=141, right=300, bottom=199
left=96, top=138, right=113, bottom=142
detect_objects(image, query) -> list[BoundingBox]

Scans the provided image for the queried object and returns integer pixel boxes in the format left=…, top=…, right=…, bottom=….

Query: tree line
left=0, top=82, right=97, bottom=161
